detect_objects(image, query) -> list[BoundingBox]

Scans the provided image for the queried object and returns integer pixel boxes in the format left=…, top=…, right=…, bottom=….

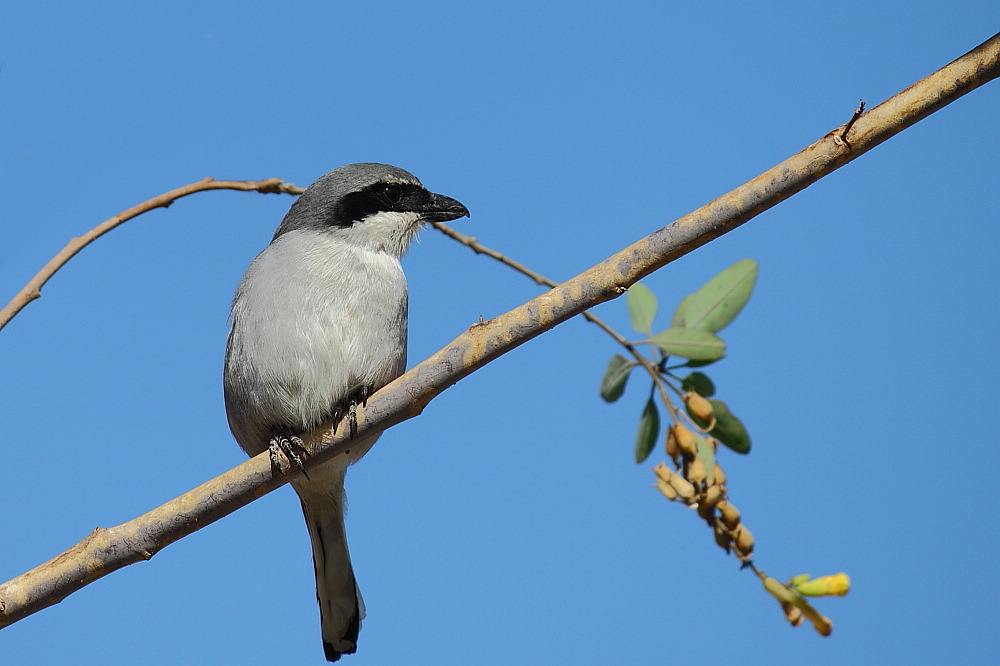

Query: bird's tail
left=295, top=465, right=364, bottom=663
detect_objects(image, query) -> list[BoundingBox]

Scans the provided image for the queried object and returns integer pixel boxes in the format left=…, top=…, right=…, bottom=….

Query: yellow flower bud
left=788, top=573, right=811, bottom=587
left=795, top=573, right=850, bottom=597
left=763, top=574, right=833, bottom=636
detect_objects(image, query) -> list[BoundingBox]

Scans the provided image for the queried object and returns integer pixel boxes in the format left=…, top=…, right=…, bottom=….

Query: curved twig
left=0, top=177, right=305, bottom=331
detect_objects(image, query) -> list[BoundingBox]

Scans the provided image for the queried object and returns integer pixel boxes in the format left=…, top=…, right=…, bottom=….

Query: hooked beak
left=419, top=192, right=470, bottom=223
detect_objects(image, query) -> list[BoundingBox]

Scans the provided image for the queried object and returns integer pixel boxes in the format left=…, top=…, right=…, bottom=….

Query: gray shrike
left=223, top=163, right=469, bottom=661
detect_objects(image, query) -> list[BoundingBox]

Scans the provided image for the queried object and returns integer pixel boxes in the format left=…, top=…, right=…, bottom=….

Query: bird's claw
left=331, top=385, right=372, bottom=440
left=268, top=433, right=311, bottom=480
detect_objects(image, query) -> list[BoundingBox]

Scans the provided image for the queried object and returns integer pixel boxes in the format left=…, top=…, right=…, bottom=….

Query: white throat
left=346, top=211, right=423, bottom=257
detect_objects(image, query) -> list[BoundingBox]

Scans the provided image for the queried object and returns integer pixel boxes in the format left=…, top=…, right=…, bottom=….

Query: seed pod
left=762, top=576, right=797, bottom=604
left=717, top=501, right=741, bottom=530
left=781, top=602, right=803, bottom=627
left=702, top=484, right=722, bottom=509
left=734, top=526, right=755, bottom=557
left=713, top=521, right=732, bottom=552
left=655, top=478, right=679, bottom=501
left=798, top=602, right=833, bottom=637
left=686, top=458, right=707, bottom=486
left=712, top=463, right=727, bottom=486
left=652, top=462, right=672, bottom=484
left=667, top=472, right=696, bottom=500
left=673, top=423, right=698, bottom=458
left=684, top=391, right=714, bottom=424
left=666, top=428, right=679, bottom=461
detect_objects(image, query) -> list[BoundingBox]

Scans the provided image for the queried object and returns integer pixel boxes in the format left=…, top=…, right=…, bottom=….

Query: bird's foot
left=268, top=432, right=311, bottom=480
left=331, top=385, right=372, bottom=440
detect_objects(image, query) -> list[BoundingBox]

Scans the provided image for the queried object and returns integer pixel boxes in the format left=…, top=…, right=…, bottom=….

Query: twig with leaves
left=618, top=268, right=849, bottom=635
left=434, top=226, right=851, bottom=634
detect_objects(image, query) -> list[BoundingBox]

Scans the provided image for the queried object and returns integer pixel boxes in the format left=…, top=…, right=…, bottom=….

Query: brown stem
left=430, top=221, right=679, bottom=417
left=0, top=177, right=305, bottom=331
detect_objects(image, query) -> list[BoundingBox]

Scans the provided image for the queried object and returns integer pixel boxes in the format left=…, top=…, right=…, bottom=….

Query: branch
left=0, top=177, right=305, bottom=332
left=431, top=222, right=630, bottom=345
left=431, top=222, right=683, bottom=420
left=2, top=32, right=997, bottom=629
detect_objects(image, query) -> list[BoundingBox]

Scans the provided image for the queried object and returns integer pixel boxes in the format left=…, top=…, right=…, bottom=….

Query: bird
left=223, top=163, right=469, bottom=661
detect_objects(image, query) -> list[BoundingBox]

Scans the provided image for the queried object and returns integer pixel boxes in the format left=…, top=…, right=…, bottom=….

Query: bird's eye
left=383, top=185, right=402, bottom=203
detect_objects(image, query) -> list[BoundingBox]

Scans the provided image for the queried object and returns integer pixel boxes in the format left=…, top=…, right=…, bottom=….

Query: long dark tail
left=295, top=466, right=364, bottom=662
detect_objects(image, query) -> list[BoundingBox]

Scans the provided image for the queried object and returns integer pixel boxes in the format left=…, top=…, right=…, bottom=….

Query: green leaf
left=682, top=371, right=716, bottom=397
left=675, top=259, right=758, bottom=333
left=694, top=434, right=716, bottom=483
left=600, top=354, right=635, bottom=403
left=626, top=283, right=658, bottom=335
left=634, top=398, right=660, bottom=464
left=691, top=399, right=751, bottom=454
left=651, top=327, right=726, bottom=361
left=671, top=294, right=694, bottom=327
left=681, top=358, right=720, bottom=368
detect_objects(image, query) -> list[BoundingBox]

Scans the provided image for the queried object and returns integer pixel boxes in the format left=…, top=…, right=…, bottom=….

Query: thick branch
left=1, top=32, right=996, bottom=628
left=0, top=177, right=305, bottom=331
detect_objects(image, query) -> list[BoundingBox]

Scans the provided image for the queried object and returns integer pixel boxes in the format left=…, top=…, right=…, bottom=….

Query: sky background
left=1, top=2, right=998, bottom=664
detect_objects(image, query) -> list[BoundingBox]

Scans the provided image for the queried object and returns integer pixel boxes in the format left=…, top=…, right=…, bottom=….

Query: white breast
left=224, top=229, right=408, bottom=456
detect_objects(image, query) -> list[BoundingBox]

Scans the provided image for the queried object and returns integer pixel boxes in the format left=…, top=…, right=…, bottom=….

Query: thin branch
left=431, top=221, right=682, bottom=420
left=649, top=361, right=682, bottom=421
left=0, top=177, right=305, bottom=331
left=432, top=222, right=636, bottom=347
left=1, top=31, right=996, bottom=629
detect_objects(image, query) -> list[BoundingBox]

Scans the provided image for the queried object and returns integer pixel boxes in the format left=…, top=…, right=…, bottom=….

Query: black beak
left=420, top=192, right=470, bottom=223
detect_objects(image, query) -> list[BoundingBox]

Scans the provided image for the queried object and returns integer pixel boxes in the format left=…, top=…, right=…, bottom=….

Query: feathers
left=222, top=162, right=463, bottom=661
left=223, top=226, right=409, bottom=662
left=224, top=228, right=408, bottom=457
left=295, top=460, right=365, bottom=663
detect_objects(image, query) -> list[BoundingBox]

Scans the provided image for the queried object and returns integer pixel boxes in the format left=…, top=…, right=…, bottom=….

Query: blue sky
left=1, top=2, right=997, bottom=664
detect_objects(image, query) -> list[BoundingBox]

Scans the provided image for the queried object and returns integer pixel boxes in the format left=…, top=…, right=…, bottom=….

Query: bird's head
left=273, top=163, right=470, bottom=257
